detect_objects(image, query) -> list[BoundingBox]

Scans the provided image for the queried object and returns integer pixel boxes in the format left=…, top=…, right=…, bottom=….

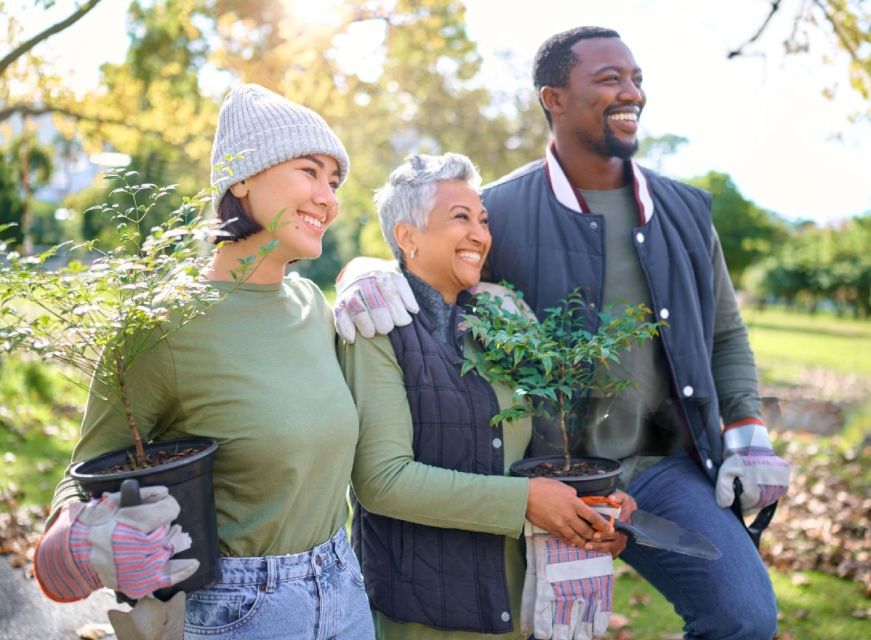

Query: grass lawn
left=609, top=562, right=870, bottom=639
left=742, top=305, right=871, bottom=382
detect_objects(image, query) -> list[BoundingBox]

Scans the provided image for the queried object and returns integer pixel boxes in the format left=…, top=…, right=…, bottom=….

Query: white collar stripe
left=543, top=143, right=655, bottom=224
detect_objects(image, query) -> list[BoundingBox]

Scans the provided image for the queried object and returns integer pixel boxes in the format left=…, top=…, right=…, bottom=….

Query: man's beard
left=582, top=123, right=638, bottom=160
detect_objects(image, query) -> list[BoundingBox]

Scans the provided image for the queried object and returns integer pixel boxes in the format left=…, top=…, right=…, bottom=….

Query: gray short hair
left=375, top=153, right=482, bottom=260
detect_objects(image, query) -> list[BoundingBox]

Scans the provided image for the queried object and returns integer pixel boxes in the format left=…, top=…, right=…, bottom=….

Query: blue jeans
left=621, top=453, right=778, bottom=640
left=184, top=528, right=374, bottom=639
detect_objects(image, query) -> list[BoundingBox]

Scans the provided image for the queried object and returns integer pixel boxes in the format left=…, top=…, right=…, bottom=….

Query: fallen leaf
left=608, top=613, right=629, bottom=629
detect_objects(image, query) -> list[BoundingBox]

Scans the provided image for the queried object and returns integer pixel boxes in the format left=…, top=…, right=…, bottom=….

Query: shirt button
left=492, top=438, right=502, bottom=449
left=705, top=458, right=714, bottom=470
left=588, top=302, right=596, bottom=311
left=636, top=232, right=645, bottom=244
left=590, top=221, right=598, bottom=230
left=501, top=611, right=511, bottom=622
left=683, top=385, right=694, bottom=397
left=659, top=308, right=670, bottom=320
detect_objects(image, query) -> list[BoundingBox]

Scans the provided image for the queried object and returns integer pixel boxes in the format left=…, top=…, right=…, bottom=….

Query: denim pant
left=184, top=528, right=374, bottom=639
left=621, top=453, right=778, bottom=640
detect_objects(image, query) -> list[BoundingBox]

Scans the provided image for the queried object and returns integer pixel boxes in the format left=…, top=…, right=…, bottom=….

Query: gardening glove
left=108, top=592, right=186, bottom=640
left=334, top=258, right=418, bottom=342
left=716, top=420, right=791, bottom=514
left=521, top=501, right=621, bottom=640
left=34, top=486, right=198, bottom=602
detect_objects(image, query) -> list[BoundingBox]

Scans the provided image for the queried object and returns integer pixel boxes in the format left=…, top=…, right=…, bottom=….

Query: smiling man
left=478, top=27, right=790, bottom=639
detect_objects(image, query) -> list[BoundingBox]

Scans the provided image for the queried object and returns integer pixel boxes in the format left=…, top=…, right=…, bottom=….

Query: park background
left=0, top=1, right=869, bottom=638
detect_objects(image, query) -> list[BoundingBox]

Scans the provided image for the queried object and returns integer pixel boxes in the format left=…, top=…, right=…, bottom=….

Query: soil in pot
left=510, top=455, right=623, bottom=497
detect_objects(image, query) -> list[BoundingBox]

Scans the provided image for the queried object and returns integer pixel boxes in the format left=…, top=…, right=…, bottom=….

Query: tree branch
left=812, top=0, right=863, bottom=64
left=0, top=0, right=103, bottom=75
left=0, top=103, right=200, bottom=145
left=727, top=0, right=784, bottom=58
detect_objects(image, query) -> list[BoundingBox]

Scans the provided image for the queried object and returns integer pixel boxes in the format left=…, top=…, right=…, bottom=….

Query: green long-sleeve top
left=51, top=275, right=359, bottom=557
left=339, top=325, right=532, bottom=640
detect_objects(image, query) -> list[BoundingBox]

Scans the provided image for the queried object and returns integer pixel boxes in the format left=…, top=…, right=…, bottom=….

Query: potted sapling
left=463, top=286, right=662, bottom=496
left=0, top=167, right=269, bottom=598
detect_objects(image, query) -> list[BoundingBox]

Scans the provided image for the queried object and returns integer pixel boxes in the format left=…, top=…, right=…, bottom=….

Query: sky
left=8, top=0, right=871, bottom=224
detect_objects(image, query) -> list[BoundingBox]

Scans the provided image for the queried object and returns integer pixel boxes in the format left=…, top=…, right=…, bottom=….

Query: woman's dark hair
left=214, top=188, right=263, bottom=244
left=532, top=26, right=621, bottom=128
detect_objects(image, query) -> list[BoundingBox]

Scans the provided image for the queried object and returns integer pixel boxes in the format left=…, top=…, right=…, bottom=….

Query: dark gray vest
left=351, top=300, right=514, bottom=633
left=481, top=161, right=723, bottom=479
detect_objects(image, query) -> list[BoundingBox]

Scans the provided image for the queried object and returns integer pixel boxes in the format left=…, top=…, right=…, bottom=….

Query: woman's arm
left=339, top=334, right=529, bottom=537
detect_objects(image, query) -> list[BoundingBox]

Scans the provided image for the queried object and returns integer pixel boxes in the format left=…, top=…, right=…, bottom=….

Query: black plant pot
left=510, top=455, right=623, bottom=497
left=70, top=437, right=221, bottom=601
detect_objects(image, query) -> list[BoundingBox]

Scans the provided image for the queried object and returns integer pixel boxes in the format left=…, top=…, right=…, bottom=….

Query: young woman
left=33, top=84, right=374, bottom=640
left=339, top=153, right=624, bottom=639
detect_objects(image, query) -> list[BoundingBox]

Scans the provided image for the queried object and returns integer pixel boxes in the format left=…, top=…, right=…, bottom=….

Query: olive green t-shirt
left=339, top=331, right=531, bottom=640
left=52, top=275, right=359, bottom=557
left=529, top=186, right=761, bottom=484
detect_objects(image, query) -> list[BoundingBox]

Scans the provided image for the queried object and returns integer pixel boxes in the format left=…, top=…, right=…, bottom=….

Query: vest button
left=492, top=438, right=502, bottom=449
left=501, top=611, right=511, bottom=622
left=683, top=385, right=694, bottom=397
left=659, top=308, right=670, bottom=319
left=636, top=232, right=645, bottom=244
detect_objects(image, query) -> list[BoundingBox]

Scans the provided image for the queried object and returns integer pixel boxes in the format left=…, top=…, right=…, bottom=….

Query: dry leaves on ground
left=763, top=432, right=871, bottom=595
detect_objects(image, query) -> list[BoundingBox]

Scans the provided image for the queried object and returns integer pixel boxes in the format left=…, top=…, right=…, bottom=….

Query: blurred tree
left=687, top=171, right=789, bottom=287
left=637, top=133, right=688, bottom=173
left=1, top=129, right=54, bottom=253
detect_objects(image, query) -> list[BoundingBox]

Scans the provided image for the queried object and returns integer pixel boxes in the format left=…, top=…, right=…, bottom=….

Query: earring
left=409, top=248, right=417, bottom=259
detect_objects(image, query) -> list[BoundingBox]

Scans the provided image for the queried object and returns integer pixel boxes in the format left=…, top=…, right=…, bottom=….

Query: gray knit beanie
left=210, top=83, right=350, bottom=208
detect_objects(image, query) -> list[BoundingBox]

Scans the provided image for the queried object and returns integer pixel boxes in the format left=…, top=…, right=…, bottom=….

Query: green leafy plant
left=0, top=168, right=267, bottom=467
left=462, top=286, right=663, bottom=472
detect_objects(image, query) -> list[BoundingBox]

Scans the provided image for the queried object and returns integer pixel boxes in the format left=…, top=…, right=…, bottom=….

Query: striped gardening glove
left=334, top=263, right=418, bottom=343
left=34, top=485, right=198, bottom=602
left=521, top=500, right=621, bottom=640
left=716, top=419, right=791, bottom=515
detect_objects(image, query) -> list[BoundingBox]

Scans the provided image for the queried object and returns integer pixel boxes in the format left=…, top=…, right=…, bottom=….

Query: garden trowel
left=615, top=509, right=722, bottom=560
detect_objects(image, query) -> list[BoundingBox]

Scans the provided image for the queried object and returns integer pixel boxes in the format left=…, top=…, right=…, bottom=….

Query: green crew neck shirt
left=52, top=275, right=359, bottom=557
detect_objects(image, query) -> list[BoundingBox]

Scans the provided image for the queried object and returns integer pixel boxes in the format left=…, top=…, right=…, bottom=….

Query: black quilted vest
left=351, top=297, right=514, bottom=633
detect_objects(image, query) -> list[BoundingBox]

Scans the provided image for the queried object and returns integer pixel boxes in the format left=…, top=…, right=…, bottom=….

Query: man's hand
left=716, top=421, right=790, bottom=514
left=334, top=258, right=419, bottom=343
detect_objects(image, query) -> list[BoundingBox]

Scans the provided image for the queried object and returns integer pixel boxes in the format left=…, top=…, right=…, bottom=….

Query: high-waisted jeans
left=184, top=528, right=374, bottom=639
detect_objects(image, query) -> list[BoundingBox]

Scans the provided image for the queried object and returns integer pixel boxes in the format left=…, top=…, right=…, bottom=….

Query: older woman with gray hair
left=338, top=153, right=613, bottom=639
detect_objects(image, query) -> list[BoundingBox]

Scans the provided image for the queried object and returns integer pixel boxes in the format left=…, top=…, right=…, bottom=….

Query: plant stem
left=115, top=351, right=146, bottom=466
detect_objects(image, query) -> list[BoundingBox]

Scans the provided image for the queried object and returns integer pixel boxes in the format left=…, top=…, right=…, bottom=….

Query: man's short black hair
left=532, top=26, right=621, bottom=128
left=214, top=189, right=263, bottom=244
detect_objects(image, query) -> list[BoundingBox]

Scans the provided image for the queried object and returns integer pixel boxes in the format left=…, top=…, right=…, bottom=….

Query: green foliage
left=754, top=216, right=871, bottom=318
left=463, top=286, right=661, bottom=468
left=0, top=356, right=82, bottom=506
left=0, top=169, right=232, bottom=465
left=687, top=171, right=789, bottom=287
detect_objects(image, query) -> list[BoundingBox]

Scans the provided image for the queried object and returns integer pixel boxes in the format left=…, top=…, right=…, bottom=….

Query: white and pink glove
left=35, top=485, right=198, bottom=602
left=333, top=258, right=418, bottom=343
left=521, top=502, right=621, bottom=640
left=716, top=419, right=791, bottom=514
